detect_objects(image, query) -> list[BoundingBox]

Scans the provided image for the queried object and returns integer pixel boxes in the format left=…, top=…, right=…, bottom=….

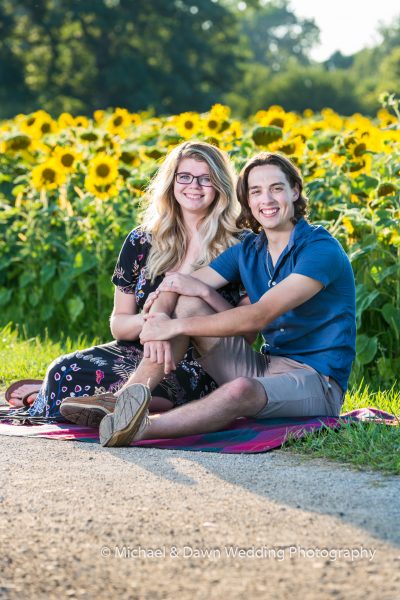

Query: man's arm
left=140, top=273, right=323, bottom=342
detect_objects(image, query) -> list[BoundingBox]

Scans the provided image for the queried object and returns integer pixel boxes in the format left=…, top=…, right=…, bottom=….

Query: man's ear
left=293, top=184, right=300, bottom=201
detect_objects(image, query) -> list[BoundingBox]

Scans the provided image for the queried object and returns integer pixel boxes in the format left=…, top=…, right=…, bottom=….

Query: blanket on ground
left=0, top=408, right=396, bottom=454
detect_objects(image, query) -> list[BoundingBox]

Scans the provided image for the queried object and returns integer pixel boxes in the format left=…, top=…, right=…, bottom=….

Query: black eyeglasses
left=175, top=172, right=213, bottom=187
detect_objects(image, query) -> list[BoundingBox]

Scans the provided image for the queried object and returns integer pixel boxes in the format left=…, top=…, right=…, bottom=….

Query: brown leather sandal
left=4, top=379, right=43, bottom=407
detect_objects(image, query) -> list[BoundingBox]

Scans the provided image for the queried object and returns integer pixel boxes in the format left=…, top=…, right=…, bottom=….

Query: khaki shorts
left=196, top=336, right=344, bottom=418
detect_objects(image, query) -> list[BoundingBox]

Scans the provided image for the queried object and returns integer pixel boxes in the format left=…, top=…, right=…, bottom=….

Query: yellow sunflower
left=130, top=113, right=142, bottom=126
left=58, top=112, right=75, bottom=129
left=202, top=114, right=223, bottom=137
left=344, top=154, right=373, bottom=178
left=74, top=116, right=90, bottom=128
left=377, top=108, right=397, bottom=128
left=31, top=159, right=67, bottom=191
left=223, top=120, right=243, bottom=141
left=21, top=110, right=58, bottom=139
left=87, top=153, right=119, bottom=186
left=209, top=103, right=231, bottom=121
left=342, top=217, right=355, bottom=235
left=94, top=110, right=106, bottom=124
left=173, top=112, right=201, bottom=138
left=107, top=108, right=131, bottom=136
left=255, top=106, right=298, bottom=132
left=1, top=133, right=32, bottom=154
left=53, top=146, right=81, bottom=172
left=84, top=176, right=120, bottom=199
left=270, top=135, right=305, bottom=157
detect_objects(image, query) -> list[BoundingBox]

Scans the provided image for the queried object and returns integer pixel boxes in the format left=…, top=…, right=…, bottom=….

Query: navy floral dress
left=28, top=227, right=242, bottom=421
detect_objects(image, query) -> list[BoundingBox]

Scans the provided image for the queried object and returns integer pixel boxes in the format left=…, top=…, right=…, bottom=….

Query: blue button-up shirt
left=209, top=219, right=356, bottom=391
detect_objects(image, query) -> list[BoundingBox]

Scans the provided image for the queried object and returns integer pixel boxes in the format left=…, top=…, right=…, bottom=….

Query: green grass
left=0, top=324, right=399, bottom=475
left=284, top=384, right=400, bottom=475
left=0, top=323, right=102, bottom=387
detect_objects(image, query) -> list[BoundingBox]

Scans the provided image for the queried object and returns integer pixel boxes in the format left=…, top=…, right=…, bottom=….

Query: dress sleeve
left=111, top=228, right=151, bottom=294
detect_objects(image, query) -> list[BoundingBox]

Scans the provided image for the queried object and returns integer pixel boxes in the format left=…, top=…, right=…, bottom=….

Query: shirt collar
left=254, top=218, right=310, bottom=252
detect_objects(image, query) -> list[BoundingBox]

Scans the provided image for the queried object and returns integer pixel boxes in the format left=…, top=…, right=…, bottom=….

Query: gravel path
left=1, top=431, right=399, bottom=599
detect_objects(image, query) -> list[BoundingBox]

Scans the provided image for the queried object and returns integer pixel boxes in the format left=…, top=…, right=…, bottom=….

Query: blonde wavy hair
left=141, top=141, right=241, bottom=281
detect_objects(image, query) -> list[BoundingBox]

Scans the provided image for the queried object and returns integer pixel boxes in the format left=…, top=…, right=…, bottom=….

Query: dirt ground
left=0, top=424, right=399, bottom=600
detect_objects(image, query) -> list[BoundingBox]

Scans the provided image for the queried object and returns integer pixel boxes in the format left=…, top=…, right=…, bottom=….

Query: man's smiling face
left=247, top=164, right=299, bottom=234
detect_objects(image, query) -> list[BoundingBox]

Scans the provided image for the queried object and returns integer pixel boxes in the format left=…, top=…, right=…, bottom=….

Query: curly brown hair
left=236, top=152, right=309, bottom=233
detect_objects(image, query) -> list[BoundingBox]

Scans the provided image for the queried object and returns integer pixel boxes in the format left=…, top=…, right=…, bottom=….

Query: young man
left=61, top=152, right=356, bottom=447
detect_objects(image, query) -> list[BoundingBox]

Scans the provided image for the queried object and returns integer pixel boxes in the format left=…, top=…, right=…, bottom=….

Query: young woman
left=8, top=141, right=243, bottom=422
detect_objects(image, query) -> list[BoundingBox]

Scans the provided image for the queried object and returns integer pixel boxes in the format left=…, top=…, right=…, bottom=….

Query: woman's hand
left=158, top=272, right=209, bottom=298
left=143, top=340, right=176, bottom=374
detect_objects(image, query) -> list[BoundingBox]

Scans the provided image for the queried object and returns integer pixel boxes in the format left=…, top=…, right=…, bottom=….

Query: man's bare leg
left=100, top=295, right=239, bottom=446
left=139, top=377, right=267, bottom=439
left=100, top=376, right=267, bottom=446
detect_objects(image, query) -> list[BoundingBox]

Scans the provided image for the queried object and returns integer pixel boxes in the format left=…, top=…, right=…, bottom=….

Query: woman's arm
left=155, top=267, right=232, bottom=313
left=110, top=288, right=144, bottom=340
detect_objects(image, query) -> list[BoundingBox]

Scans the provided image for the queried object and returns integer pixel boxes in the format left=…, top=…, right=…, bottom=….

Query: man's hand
left=143, top=340, right=176, bottom=374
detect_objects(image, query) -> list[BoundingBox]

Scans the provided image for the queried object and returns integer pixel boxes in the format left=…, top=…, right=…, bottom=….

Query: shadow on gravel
left=96, top=444, right=400, bottom=548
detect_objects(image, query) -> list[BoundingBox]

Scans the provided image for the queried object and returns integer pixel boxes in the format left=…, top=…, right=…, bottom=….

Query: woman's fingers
left=143, top=341, right=176, bottom=373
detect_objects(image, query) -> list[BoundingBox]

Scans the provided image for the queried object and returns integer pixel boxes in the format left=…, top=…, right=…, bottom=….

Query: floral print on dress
left=29, top=227, right=242, bottom=421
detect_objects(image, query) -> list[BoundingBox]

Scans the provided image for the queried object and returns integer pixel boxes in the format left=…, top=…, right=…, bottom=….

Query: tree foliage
left=0, top=0, right=399, bottom=117
left=0, top=0, right=243, bottom=116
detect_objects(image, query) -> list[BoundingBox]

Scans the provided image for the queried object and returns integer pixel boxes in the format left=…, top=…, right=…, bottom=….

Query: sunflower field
left=0, top=103, right=399, bottom=388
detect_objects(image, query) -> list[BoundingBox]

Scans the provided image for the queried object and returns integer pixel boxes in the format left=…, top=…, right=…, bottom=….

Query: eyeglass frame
left=174, top=172, right=214, bottom=187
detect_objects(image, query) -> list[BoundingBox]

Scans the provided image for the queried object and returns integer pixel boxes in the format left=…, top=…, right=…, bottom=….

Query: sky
left=289, top=0, right=400, bottom=61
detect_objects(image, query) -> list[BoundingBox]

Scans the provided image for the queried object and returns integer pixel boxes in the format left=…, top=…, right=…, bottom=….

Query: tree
left=0, top=0, right=244, bottom=117
left=251, top=66, right=362, bottom=115
left=239, top=0, right=320, bottom=71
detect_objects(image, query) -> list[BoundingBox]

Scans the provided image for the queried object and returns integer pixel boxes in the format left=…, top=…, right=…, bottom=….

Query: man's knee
left=224, top=377, right=267, bottom=412
left=174, top=295, right=214, bottom=318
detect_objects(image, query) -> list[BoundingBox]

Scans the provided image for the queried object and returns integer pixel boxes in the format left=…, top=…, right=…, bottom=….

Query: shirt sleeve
left=292, top=238, right=345, bottom=287
left=209, top=243, right=242, bottom=282
left=111, top=228, right=151, bottom=294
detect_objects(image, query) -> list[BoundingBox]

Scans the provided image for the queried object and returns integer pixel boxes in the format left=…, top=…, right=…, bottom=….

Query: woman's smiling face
left=173, top=158, right=216, bottom=218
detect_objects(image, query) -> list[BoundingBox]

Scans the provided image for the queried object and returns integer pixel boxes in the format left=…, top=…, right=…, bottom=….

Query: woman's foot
left=7, top=383, right=42, bottom=407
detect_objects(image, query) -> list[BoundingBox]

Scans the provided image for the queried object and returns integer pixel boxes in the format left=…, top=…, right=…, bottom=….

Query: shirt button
left=280, top=328, right=285, bottom=332
left=272, top=281, right=277, bottom=286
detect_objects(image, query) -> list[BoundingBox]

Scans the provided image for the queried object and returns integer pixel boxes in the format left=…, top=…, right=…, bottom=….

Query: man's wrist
left=173, top=318, right=186, bottom=337
left=202, top=286, right=212, bottom=302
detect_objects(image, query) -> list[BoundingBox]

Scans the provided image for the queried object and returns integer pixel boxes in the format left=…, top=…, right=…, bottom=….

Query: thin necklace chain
left=266, top=248, right=273, bottom=287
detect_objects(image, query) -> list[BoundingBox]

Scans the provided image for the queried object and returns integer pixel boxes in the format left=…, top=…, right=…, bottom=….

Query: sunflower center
left=42, top=168, right=56, bottom=183
left=113, top=116, right=123, bottom=127
left=349, top=160, right=365, bottom=172
left=41, top=123, right=51, bottom=134
left=8, top=135, right=31, bottom=150
left=208, top=120, right=218, bottom=130
left=354, top=143, right=366, bottom=157
left=184, top=120, right=194, bottom=130
left=280, top=142, right=295, bottom=155
left=61, top=154, right=74, bottom=167
left=96, top=164, right=111, bottom=178
left=269, top=118, right=284, bottom=128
